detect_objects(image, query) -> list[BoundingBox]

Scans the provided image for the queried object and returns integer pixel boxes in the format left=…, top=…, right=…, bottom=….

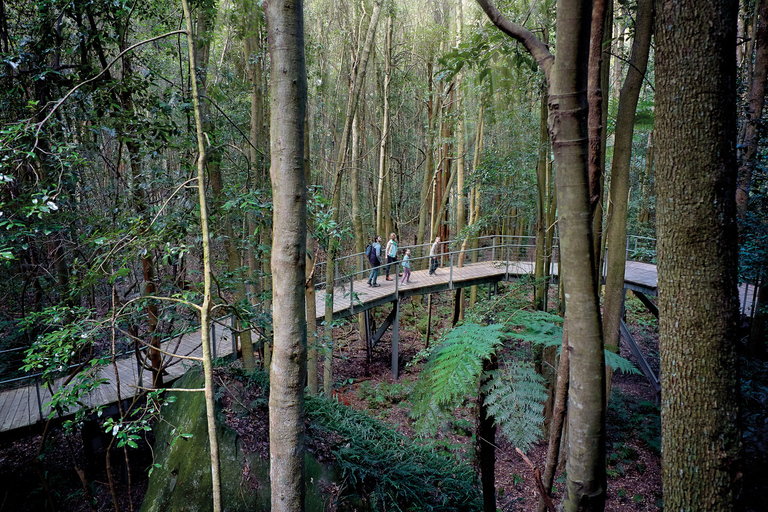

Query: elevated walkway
left=0, top=235, right=756, bottom=434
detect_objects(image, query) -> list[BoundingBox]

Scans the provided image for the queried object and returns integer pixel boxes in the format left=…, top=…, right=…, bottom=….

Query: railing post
left=449, top=253, right=454, bottom=289
left=395, top=261, right=400, bottom=294
left=349, top=276, right=355, bottom=315
left=335, top=261, right=339, bottom=281
left=36, top=377, right=43, bottom=423
left=491, top=237, right=496, bottom=261
left=505, top=243, right=510, bottom=281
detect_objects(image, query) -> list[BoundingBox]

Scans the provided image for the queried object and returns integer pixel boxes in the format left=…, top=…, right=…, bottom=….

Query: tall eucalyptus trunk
left=265, top=0, right=308, bottom=509
left=656, top=0, right=741, bottom=509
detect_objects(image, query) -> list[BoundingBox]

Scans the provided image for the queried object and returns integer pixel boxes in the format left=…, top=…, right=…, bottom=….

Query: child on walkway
left=401, top=248, right=412, bottom=284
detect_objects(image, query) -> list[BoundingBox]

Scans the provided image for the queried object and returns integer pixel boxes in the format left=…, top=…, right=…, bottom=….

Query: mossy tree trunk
left=655, top=1, right=742, bottom=509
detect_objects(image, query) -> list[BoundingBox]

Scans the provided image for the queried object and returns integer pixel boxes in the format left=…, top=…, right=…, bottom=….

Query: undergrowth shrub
left=306, top=394, right=482, bottom=511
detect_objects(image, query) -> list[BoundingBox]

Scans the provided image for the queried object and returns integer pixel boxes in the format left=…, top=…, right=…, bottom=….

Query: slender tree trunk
left=534, top=85, right=550, bottom=311
left=538, top=325, right=570, bottom=512
left=376, top=13, right=393, bottom=236
left=265, top=0, right=308, bottom=509
left=417, top=59, right=436, bottom=271
left=656, top=0, right=741, bottom=509
left=601, top=0, right=653, bottom=393
left=478, top=355, right=498, bottom=512
left=182, top=0, right=222, bottom=508
left=324, top=0, right=382, bottom=395
left=470, top=104, right=484, bottom=307
left=549, top=1, right=606, bottom=509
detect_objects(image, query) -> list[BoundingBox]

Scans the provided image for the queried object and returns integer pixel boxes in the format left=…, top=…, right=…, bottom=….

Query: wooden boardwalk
left=0, top=325, right=235, bottom=435
left=1, top=256, right=757, bottom=434
left=316, top=259, right=543, bottom=321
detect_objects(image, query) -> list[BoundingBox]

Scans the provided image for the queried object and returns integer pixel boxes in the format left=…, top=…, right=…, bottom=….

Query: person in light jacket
left=429, top=236, right=441, bottom=275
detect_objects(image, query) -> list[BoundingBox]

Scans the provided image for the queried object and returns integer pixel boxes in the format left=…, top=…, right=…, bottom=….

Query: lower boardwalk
left=0, top=326, right=235, bottom=436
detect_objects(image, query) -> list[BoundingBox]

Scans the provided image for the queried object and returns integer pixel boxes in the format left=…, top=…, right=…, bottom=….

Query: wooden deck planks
left=0, top=258, right=751, bottom=434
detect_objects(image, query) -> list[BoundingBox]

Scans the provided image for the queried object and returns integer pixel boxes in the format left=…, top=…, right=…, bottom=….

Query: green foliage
left=410, top=323, right=505, bottom=434
left=482, top=362, right=547, bottom=452
left=608, top=388, right=661, bottom=456
left=305, top=394, right=482, bottom=511
left=505, top=310, right=564, bottom=347
left=356, top=380, right=414, bottom=410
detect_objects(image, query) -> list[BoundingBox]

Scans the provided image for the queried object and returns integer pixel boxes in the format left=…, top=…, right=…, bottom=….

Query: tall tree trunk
left=182, top=0, right=222, bottom=508
left=265, top=0, right=308, bottom=510
left=324, top=0, right=382, bottom=395
left=655, top=0, right=741, bottom=509
left=601, top=0, right=653, bottom=393
left=417, top=59, right=436, bottom=270
left=376, top=13, right=393, bottom=236
left=470, top=104, right=485, bottom=308
left=305, top=115, right=319, bottom=395
left=549, top=2, right=606, bottom=509
left=534, top=85, right=550, bottom=311
left=476, top=3, right=605, bottom=507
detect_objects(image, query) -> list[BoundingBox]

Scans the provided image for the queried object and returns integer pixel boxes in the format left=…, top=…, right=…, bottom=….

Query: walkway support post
left=391, top=300, right=400, bottom=379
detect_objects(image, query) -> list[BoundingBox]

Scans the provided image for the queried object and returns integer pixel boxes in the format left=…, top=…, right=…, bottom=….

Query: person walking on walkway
left=385, top=233, right=398, bottom=280
left=367, top=235, right=382, bottom=287
left=429, top=236, right=441, bottom=275
left=401, top=248, right=412, bottom=284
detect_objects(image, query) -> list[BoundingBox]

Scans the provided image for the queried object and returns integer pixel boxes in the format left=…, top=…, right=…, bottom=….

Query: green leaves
left=482, top=362, right=547, bottom=452
left=411, top=323, right=505, bottom=435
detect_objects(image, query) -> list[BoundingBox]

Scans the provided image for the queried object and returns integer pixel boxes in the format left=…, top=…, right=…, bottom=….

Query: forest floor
left=1, top=286, right=766, bottom=511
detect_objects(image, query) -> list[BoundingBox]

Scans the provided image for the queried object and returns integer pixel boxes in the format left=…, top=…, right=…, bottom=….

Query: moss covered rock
left=140, top=368, right=334, bottom=512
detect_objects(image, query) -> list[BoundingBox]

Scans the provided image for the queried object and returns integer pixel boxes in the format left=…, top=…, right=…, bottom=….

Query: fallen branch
left=515, top=447, right=556, bottom=512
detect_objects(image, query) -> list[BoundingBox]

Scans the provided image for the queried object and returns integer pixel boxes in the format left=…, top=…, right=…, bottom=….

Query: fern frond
left=412, top=322, right=505, bottom=436
left=506, top=310, right=563, bottom=346
left=482, top=362, right=547, bottom=453
left=605, top=350, right=641, bottom=375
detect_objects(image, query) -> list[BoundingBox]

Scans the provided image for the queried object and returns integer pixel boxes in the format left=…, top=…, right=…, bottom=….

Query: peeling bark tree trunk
left=656, top=0, right=741, bottom=509
left=265, top=0, right=308, bottom=510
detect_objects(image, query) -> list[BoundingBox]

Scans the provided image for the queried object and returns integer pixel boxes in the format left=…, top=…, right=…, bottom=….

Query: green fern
left=411, top=323, right=505, bottom=435
left=482, top=362, right=547, bottom=452
left=605, top=349, right=641, bottom=375
left=506, top=310, right=563, bottom=347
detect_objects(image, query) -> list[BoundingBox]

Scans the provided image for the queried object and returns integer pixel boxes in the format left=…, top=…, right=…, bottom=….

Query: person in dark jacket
left=367, top=236, right=382, bottom=287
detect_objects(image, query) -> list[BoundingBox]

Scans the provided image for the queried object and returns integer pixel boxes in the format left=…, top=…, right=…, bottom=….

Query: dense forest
left=0, top=0, right=766, bottom=510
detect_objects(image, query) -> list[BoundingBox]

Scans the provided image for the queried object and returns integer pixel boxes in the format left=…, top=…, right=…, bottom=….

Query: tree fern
left=507, top=310, right=640, bottom=374
left=411, top=323, right=505, bottom=435
left=482, top=362, right=547, bottom=452
left=506, top=310, right=564, bottom=348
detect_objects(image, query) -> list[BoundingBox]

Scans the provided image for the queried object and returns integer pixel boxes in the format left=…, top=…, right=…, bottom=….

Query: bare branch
left=475, top=0, right=553, bottom=80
